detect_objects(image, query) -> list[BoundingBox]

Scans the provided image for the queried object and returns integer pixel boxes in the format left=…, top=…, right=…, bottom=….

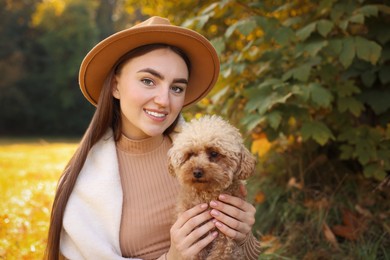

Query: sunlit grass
left=0, top=139, right=78, bottom=259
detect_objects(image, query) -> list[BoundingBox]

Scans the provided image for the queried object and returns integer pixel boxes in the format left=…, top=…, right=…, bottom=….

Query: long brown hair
left=45, top=44, right=190, bottom=259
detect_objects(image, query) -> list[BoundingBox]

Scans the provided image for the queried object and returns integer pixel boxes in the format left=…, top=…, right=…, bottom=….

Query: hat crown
left=135, top=16, right=171, bottom=28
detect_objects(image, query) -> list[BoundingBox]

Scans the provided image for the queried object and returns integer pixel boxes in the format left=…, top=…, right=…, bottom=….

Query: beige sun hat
left=79, top=16, right=220, bottom=107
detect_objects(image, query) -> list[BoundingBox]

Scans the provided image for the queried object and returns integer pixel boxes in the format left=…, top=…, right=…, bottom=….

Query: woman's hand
left=209, top=188, right=256, bottom=245
left=167, top=203, right=218, bottom=260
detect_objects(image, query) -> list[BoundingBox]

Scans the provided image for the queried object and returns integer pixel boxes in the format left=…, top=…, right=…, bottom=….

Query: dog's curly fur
left=168, top=115, right=256, bottom=260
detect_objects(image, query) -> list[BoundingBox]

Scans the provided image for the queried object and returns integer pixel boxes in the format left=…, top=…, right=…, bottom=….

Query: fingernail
left=210, top=201, right=217, bottom=207
left=212, top=231, right=218, bottom=237
left=219, top=194, right=226, bottom=200
left=200, top=203, right=208, bottom=209
left=211, top=209, right=219, bottom=216
left=215, top=221, right=223, bottom=228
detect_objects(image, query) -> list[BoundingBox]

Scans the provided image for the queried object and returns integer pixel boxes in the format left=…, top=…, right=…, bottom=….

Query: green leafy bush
left=192, top=0, right=390, bottom=181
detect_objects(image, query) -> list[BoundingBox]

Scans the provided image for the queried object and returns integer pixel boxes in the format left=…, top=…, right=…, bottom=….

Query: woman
left=45, top=16, right=261, bottom=260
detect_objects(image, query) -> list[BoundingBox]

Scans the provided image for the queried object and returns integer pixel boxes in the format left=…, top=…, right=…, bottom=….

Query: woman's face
left=112, top=48, right=188, bottom=139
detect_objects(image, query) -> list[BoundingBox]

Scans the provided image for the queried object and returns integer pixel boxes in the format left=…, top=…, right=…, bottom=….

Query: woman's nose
left=154, top=86, right=170, bottom=107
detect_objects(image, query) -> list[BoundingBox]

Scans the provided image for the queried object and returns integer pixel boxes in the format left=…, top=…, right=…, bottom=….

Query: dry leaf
left=332, top=209, right=366, bottom=241
left=304, top=197, right=329, bottom=210
left=287, top=177, right=303, bottom=190
left=322, top=222, right=339, bottom=249
left=254, top=191, right=266, bottom=204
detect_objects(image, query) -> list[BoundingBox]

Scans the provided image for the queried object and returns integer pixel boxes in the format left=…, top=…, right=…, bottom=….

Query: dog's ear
left=237, top=146, right=256, bottom=180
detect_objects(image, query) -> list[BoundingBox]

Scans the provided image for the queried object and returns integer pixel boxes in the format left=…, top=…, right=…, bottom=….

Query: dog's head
left=168, top=115, right=256, bottom=192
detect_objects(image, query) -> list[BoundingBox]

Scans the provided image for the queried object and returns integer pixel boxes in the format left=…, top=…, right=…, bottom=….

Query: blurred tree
left=19, top=0, right=99, bottom=135
left=96, top=0, right=116, bottom=39
left=0, top=0, right=42, bottom=134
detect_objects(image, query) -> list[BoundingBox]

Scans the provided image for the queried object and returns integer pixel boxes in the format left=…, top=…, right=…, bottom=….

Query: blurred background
left=1, top=0, right=389, bottom=259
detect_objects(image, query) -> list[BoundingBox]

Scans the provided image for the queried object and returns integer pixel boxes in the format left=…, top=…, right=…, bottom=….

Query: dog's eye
left=208, top=150, right=219, bottom=159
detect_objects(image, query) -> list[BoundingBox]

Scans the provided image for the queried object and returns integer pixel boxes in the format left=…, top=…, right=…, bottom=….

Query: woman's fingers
left=172, top=203, right=208, bottom=230
left=218, top=194, right=256, bottom=215
left=209, top=194, right=256, bottom=244
left=179, top=223, right=218, bottom=257
left=170, top=203, right=218, bottom=258
left=210, top=196, right=255, bottom=225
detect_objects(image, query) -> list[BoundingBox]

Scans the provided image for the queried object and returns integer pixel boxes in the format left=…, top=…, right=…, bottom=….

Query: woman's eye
left=141, top=78, right=154, bottom=86
left=171, top=86, right=184, bottom=94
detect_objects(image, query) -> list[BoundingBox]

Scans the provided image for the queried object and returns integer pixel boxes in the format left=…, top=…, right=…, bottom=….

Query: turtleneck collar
left=116, top=134, right=165, bottom=154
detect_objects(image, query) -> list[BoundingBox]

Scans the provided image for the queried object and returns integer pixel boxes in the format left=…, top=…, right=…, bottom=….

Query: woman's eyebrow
left=138, top=68, right=164, bottom=79
left=137, top=68, right=188, bottom=85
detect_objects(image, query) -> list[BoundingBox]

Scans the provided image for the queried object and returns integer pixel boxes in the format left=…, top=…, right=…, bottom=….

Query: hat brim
left=79, top=24, right=219, bottom=107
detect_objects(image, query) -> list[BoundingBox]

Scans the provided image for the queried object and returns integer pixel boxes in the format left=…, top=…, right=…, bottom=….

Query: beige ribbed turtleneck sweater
left=116, top=134, right=262, bottom=260
left=116, top=134, right=180, bottom=259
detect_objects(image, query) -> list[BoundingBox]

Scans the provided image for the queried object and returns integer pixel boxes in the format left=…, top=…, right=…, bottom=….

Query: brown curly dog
left=168, top=115, right=256, bottom=260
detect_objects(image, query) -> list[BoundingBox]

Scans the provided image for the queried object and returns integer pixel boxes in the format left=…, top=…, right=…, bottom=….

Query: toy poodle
left=168, top=115, right=256, bottom=260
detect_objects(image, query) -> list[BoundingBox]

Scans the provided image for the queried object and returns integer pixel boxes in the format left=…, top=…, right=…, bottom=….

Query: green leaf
left=245, top=80, right=293, bottom=115
left=336, top=81, right=361, bottom=97
left=358, top=90, right=390, bottom=114
left=196, top=15, right=211, bottom=30
left=303, top=40, right=328, bottom=56
left=296, top=22, right=316, bottom=41
left=339, top=20, right=349, bottom=31
left=225, top=18, right=256, bottom=38
left=235, top=18, right=257, bottom=36
left=241, top=114, right=265, bottom=132
left=349, top=14, right=364, bottom=24
left=293, top=64, right=311, bottom=82
left=363, top=163, right=386, bottom=181
left=357, top=5, right=379, bottom=17
left=379, top=65, right=390, bottom=84
left=339, top=37, right=355, bottom=68
left=309, top=83, right=333, bottom=108
left=282, top=70, right=293, bottom=81
left=356, top=143, right=372, bottom=165
left=301, top=121, right=335, bottom=145
left=225, top=23, right=238, bottom=38
left=317, top=19, right=334, bottom=37
left=201, top=2, right=219, bottom=15
left=210, top=37, right=225, bottom=56
left=292, top=84, right=310, bottom=101
left=327, top=39, right=343, bottom=55
left=339, top=144, right=354, bottom=160
left=274, top=27, right=295, bottom=45
left=337, top=96, right=364, bottom=116
left=267, top=111, right=282, bottom=130
left=361, top=70, right=376, bottom=87
left=355, top=36, right=382, bottom=64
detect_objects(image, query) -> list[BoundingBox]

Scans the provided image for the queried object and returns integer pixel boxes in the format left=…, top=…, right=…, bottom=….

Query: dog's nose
left=193, top=169, right=203, bottom=179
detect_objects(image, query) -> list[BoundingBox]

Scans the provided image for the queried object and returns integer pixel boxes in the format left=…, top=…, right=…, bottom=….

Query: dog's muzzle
left=193, top=168, right=203, bottom=179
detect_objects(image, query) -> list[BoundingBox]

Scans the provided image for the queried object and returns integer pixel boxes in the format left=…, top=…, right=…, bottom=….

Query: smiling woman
left=45, top=16, right=261, bottom=260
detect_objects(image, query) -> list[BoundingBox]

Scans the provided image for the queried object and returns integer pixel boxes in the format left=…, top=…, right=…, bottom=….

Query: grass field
left=0, top=139, right=78, bottom=259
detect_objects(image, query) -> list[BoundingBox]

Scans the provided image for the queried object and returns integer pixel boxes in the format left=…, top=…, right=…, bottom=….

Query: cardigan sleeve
left=241, top=232, right=262, bottom=260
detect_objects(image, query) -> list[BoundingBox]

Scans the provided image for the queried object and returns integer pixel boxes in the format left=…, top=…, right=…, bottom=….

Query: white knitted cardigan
left=60, top=130, right=136, bottom=259
left=60, top=118, right=184, bottom=260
